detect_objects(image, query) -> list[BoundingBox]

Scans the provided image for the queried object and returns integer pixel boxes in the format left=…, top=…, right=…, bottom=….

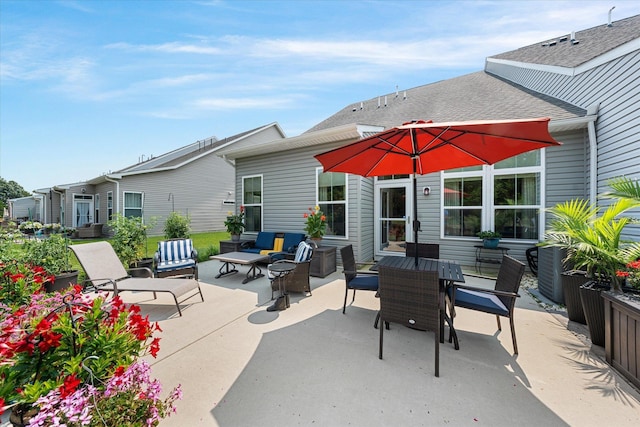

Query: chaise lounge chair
left=70, top=241, right=204, bottom=316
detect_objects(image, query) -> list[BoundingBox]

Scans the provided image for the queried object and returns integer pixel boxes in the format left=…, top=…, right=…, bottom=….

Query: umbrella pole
left=412, top=165, right=420, bottom=267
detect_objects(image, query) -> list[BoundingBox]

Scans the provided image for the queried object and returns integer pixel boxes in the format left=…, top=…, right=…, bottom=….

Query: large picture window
left=317, top=169, right=346, bottom=237
left=443, top=152, right=543, bottom=241
left=243, top=175, right=262, bottom=232
left=123, top=192, right=143, bottom=218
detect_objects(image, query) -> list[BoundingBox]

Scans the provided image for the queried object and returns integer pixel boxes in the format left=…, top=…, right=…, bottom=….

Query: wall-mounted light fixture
left=423, top=187, right=431, bottom=196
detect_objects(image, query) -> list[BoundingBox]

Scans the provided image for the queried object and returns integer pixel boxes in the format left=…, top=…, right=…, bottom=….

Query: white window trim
left=242, top=174, right=263, bottom=233
left=123, top=191, right=144, bottom=218
left=440, top=152, right=546, bottom=243
left=315, top=167, right=348, bottom=239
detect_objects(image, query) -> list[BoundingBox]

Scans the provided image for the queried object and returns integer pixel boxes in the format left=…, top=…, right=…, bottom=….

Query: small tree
left=107, top=213, right=155, bottom=267
left=164, top=211, right=191, bottom=239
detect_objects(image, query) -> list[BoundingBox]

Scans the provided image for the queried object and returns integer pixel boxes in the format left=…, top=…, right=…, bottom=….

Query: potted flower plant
left=476, top=230, right=501, bottom=249
left=304, top=206, right=327, bottom=242
left=0, top=278, right=181, bottom=425
left=22, top=234, right=78, bottom=293
left=224, top=206, right=245, bottom=241
left=18, top=221, right=43, bottom=235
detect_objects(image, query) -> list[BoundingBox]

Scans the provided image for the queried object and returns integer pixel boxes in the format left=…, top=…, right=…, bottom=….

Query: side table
left=220, top=239, right=250, bottom=254
left=474, top=245, right=510, bottom=273
left=310, top=246, right=337, bottom=278
left=267, top=261, right=296, bottom=311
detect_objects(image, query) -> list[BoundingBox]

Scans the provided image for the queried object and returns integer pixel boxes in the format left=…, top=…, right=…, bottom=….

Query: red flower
left=59, top=373, right=81, bottom=398
left=149, top=337, right=161, bottom=358
left=10, top=273, right=25, bottom=282
left=37, top=330, right=63, bottom=353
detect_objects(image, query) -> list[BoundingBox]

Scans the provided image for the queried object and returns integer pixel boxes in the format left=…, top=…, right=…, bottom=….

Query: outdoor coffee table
left=209, top=252, right=270, bottom=284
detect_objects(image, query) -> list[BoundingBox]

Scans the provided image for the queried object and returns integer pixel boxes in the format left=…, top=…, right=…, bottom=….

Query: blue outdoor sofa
left=240, top=232, right=306, bottom=261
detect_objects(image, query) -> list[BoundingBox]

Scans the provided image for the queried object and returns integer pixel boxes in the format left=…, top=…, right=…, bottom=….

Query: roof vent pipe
left=403, top=90, right=407, bottom=100
left=608, top=6, right=615, bottom=27
left=377, top=96, right=381, bottom=108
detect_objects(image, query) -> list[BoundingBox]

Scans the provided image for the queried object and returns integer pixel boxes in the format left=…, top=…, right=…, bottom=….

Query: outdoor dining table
left=372, top=256, right=465, bottom=350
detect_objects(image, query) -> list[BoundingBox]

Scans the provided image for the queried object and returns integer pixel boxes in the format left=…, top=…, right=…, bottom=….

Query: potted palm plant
left=542, top=177, right=640, bottom=346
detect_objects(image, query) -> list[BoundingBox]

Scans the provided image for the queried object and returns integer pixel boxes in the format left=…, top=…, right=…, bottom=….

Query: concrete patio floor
left=124, top=258, right=640, bottom=426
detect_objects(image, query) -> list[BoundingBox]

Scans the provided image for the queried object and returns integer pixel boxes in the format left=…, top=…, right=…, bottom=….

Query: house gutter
left=585, top=103, right=600, bottom=204
left=104, top=176, right=121, bottom=215
left=548, top=110, right=599, bottom=203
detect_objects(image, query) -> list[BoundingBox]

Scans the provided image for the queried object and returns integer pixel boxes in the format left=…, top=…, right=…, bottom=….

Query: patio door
left=73, top=195, right=94, bottom=227
left=375, top=180, right=413, bottom=257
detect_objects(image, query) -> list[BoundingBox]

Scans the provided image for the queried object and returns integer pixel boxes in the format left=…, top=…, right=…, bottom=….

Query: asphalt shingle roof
left=306, top=71, right=585, bottom=133
left=116, top=127, right=261, bottom=173
left=490, top=14, right=640, bottom=68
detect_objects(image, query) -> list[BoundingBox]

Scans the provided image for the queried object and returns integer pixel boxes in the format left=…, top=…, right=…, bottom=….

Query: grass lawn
left=66, top=231, right=231, bottom=276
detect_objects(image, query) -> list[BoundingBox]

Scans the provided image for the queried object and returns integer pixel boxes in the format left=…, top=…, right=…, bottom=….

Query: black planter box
left=603, top=291, right=640, bottom=390
left=579, top=281, right=610, bottom=347
left=562, top=271, right=589, bottom=325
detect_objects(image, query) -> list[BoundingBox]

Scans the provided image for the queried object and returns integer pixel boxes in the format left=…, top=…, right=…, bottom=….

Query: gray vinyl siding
left=487, top=48, right=640, bottom=240
left=234, top=139, right=377, bottom=264
left=487, top=51, right=640, bottom=187
left=544, top=129, right=590, bottom=211
left=116, top=153, right=235, bottom=236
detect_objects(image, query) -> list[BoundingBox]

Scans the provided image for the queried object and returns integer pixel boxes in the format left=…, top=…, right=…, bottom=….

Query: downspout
left=52, top=188, right=64, bottom=225
left=586, top=103, right=600, bottom=204
left=105, top=176, right=121, bottom=215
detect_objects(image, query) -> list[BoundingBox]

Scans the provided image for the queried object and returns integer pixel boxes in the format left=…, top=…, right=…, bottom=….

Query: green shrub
left=107, top=214, right=156, bottom=267
left=164, top=212, right=191, bottom=239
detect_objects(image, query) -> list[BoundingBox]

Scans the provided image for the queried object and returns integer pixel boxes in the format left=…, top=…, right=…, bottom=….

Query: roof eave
left=217, top=123, right=382, bottom=160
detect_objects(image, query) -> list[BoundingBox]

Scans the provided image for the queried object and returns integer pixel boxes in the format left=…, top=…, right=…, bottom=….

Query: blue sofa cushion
left=282, top=233, right=306, bottom=253
left=448, top=287, right=509, bottom=316
left=254, top=232, right=276, bottom=250
left=349, top=275, right=379, bottom=291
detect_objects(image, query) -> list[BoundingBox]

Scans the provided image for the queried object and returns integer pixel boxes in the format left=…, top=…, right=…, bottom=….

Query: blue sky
left=2, top=0, right=638, bottom=192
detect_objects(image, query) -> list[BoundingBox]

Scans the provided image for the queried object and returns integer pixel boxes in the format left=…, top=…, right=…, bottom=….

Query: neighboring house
left=7, top=194, right=44, bottom=222
left=217, top=14, right=640, bottom=272
left=34, top=123, right=285, bottom=235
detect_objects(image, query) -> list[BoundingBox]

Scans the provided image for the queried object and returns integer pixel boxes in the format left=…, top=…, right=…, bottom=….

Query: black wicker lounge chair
left=377, top=266, right=441, bottom=377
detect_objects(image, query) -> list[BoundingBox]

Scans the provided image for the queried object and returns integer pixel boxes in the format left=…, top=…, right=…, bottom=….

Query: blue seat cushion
left=282, top=233, right=306, bottom=253
left=156, top=259, right=196, bottom=272
left=349, top=275, right=379, bottom=291
left=449, top=287, right=509, bottom=316
left=242, top=248, right=262, bottom=254
left=254, top=232, right=276, bottom=250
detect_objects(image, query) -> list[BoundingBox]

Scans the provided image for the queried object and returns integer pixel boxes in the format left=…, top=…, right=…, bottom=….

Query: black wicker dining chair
left=377, top=266, right=441, bottom=377
left=340, top=245, right=379, bottom=314
left=448, top=255, right=525, bottom=354
left=405, top=242, right=440, bottom=259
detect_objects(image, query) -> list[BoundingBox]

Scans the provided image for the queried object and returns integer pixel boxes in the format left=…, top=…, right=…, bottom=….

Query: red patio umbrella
left=314, top=117, right=562, bottom=265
